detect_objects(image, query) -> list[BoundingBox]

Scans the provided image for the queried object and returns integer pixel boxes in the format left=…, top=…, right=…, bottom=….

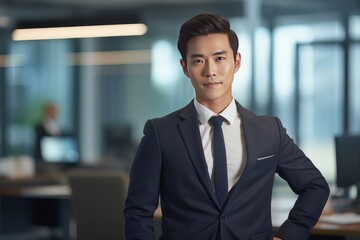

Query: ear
left=234, top=52, right=241, bottom=73
left=180, top=59, right=190, bottom=78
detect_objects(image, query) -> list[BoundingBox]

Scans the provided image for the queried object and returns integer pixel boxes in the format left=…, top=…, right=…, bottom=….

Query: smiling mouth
left=203, top=82, right=222, bottom=87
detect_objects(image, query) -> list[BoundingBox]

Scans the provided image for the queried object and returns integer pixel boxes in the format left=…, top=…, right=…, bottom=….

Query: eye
left=216, top=56, right=226, bottom=62
left=193, top=59, right=203, bottom=64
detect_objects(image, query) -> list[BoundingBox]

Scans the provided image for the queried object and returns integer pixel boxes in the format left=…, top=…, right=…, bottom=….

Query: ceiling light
left=12, top=23, right=148, bottom=41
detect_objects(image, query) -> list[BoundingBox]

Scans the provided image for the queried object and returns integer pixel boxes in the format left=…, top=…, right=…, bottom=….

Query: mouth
left=203, top=81, right=222, bottom=87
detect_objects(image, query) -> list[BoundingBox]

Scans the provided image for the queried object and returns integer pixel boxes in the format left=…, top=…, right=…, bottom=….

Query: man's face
left=180, top=33, right=241, bottom=108
left=45, top=105, right=57, bottom=119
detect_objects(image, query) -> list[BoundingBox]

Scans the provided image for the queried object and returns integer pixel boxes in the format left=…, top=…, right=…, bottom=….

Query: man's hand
left=273, top=237, right=282, bottom=240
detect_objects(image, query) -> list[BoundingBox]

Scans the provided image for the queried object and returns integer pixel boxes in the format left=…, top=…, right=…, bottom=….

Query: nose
left=204, top=60, right=216, bottom=78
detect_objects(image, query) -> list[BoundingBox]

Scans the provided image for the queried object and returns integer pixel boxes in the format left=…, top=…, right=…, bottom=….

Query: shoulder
left=236, top=101, right=281, bottom=127
left=236, top=102, right=288, bottom=142
left=141, top=101, right=194, bottom=133
left=152, top=101, right=195, bottom=125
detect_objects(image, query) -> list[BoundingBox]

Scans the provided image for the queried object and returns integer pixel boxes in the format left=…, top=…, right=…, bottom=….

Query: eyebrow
left=189, top=50, right=229, bottom=59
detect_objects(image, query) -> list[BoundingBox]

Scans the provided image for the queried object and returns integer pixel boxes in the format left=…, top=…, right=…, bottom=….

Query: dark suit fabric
left=124, top=101, right=330, bottom=240
left=34, top=123, right=51, bottom=161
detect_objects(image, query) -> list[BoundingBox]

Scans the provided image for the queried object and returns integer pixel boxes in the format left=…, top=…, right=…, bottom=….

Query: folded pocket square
left=257, top=155, right=275, bottom=160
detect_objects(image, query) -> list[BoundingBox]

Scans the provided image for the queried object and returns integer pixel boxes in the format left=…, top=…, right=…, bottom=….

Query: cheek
left=218, top=65, right=233, bottom=76
left=190, top=78, right=201, bottom=88
left=187, top=68, right=202, bottom=80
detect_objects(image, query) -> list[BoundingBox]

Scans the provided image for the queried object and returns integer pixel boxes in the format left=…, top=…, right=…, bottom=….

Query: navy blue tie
left=209, top=116, right=228, bottom=207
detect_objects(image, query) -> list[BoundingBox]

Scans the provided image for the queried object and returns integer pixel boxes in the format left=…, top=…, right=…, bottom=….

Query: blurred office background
left=0, top=0, right=359, bottom=192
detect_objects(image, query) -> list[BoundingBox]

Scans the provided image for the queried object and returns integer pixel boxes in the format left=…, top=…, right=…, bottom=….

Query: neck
left=197, top=96, right=233, bottom=114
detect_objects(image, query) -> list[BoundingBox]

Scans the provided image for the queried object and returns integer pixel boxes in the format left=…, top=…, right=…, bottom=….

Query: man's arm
left=273, top=118, right=330, bottom=240
left=124, top=120, right=162, bottom=240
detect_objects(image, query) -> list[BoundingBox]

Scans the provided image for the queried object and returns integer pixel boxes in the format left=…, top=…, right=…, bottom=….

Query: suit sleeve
left=273, top=117, right=330, bottom=240
left=124, top=119, right=162, bottom=240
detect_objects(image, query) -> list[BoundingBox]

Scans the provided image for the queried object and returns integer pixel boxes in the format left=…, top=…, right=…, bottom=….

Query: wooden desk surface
left=0, top=174, right=65, bottom=188
left=272, top=211, right=360, bottom=236
left=312, top=221, right=360, bottom=236
left=272, top=197, right=360, bottom=237
left=0, top=174, right=68, bottom=198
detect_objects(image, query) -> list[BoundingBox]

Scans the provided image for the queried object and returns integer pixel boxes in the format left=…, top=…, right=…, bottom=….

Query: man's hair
left=177, top=13, right=239, bottom=63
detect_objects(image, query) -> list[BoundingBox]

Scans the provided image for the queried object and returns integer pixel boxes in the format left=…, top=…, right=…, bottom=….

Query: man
left=34, top=102, right=61, bottom=161
left=124, top=13, right=329, bottom=240
left=32, top=103, right=62, bottom=231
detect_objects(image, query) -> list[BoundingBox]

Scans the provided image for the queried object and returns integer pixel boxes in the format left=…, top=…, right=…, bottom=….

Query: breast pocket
left=254, top=154, right=276, bottom=170
left=257, top=154, right=275, bottom=161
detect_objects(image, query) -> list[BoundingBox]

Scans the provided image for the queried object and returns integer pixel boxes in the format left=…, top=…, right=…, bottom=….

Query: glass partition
left=350, top=43, right=360, bottom=133
left=5, top=40, right=75, bottom=157
left=297, top=44, right=343, bottom=182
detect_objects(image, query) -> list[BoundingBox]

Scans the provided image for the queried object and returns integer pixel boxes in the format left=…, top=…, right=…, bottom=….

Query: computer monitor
left=41, top=136, right=80, bottom=165
left=335, top=135, right=360, bottom=205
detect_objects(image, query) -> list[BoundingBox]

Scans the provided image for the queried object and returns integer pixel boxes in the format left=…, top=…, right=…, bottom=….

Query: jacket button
left=220, top=214, right=226, bottom=220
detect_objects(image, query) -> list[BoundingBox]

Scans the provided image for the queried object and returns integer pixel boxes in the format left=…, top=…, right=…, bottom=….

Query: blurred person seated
left=34, top=102, right=61, bottom=162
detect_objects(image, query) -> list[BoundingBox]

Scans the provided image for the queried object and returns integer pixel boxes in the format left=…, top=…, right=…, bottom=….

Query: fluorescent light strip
left=12, top=23, right=148, bottom=41
left=71, top=50, right=151, bottom=66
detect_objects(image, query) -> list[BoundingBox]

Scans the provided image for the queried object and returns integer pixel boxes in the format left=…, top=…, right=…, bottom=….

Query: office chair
left=67, top=170, right=129, bottom=240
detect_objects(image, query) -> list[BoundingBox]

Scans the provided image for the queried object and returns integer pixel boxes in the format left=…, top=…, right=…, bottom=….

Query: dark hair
left=177, top=13, right=239, bottom=63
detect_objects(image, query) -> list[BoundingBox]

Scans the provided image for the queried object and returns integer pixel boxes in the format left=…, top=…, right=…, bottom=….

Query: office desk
left=0, top=175, right=71, bottom=240
left=271, top=197, right=360, bottom=239
left=271, top=211, right=360, bottom=239
left=312, top=222, right=360, bottom=237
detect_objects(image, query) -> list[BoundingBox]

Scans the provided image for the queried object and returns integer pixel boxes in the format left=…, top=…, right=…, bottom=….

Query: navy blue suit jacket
left=124, top=101, right=329, bottom=240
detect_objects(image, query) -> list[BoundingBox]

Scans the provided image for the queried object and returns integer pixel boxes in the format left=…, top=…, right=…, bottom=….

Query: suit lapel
left=222, top=101, right=259, bottom=205
left=237, top=103, right=259, bottom=178
left=225, top=103, right=259, bottom=205
left=178, top=102, right=219, bottom=207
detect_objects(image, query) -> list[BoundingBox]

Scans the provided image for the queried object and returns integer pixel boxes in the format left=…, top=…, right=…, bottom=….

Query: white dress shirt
left=193, top=98, right=248, bottom=192
left=43, top=119, right=60, bottom=135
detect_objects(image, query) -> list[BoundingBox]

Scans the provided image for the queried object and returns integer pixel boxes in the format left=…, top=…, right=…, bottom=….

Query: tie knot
left=209, top=115, right=225, bottom=127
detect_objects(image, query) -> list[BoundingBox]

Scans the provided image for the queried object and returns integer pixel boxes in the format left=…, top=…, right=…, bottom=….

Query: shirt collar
left=193, top=98, right=237, bottom=125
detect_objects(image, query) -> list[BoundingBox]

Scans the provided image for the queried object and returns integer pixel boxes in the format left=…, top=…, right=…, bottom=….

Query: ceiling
left=0, top=0, right=359, bottom=29
left=0, top=0, right=234, bottom=28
